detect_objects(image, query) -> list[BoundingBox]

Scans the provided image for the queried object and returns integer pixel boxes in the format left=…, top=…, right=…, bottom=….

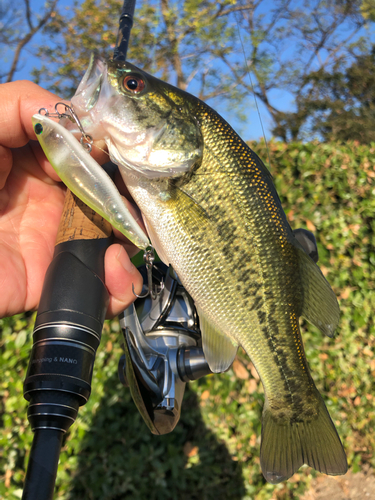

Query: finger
left=104, top=244, right=143, bottom=318
left=0, top=81, right=59, bottom=148
left=30, top=136, right=109, bottom=183
left=0, top=81, right=108, bottom=179
left=0, top=145, right=12, bottom=189
left=114, top=168, right=132, bottom=198
left=27, top=141, right=62, bottom=183
left=111, top=237, right=143, bottom=259
left=89, top=139, right=110, bottom=165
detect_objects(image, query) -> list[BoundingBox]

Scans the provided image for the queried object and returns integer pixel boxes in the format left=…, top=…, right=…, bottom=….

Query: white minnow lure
left=32, top=113, right=150, bottom=249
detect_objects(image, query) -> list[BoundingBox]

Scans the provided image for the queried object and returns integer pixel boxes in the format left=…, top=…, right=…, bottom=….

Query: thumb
left=104, top=244, right=143, bottom=318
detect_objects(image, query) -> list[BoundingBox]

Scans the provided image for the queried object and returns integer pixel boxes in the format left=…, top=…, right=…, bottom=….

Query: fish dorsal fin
left=197, top=305, right=238, bottom=373
left=296, top=245, right=340, bottom=337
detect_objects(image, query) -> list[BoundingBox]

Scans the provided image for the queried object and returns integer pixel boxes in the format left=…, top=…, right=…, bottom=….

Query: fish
left=68, top=53, right=347, bottom=483
left=32, top=113, right=150, bottom=249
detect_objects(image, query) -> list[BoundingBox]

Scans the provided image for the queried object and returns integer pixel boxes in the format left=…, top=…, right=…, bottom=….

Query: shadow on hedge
left=66, top=371, right=246, bottom=500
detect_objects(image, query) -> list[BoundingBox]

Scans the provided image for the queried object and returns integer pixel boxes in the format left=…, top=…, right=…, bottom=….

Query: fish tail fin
left=260, top=396, right=347, bottom=484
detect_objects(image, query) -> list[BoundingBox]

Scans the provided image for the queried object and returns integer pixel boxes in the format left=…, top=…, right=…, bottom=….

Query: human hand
left=0, top=80, right=143, bottom=319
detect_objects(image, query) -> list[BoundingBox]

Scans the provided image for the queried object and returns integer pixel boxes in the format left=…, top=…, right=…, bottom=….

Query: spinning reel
left=118, top=262, right=212, bottom=434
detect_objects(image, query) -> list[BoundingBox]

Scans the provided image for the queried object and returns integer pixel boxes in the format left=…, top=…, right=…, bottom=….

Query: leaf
left=247, top=379, right=258, bottom=394
left=200, top=389, right=210, bottom=400
left=305, top=219, right=316, bottom=232
left=183, top=442, right=199, bottom=457
left=14, top=330, right=27, bottom=349
left=232, top=358, right=249, bottom=380
left=247, top=362, right=260, bottom=380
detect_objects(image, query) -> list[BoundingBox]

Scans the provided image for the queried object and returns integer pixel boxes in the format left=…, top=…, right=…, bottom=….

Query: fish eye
left=34, top=123, right=43, bottom=135
left=121, top=74, right=145, bottom=94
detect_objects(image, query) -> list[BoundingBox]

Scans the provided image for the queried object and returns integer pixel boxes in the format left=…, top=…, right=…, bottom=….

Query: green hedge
left=1, top=140, right=374, bottom=499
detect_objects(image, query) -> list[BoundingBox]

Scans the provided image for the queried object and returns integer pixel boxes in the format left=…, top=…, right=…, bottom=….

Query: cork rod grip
left=56, top=189, right=112, bottom=245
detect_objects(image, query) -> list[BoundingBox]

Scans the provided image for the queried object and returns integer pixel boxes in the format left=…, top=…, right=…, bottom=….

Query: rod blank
left=21, top=429, right=64, bottom=500
left=113, top=0, right=136, bottom=61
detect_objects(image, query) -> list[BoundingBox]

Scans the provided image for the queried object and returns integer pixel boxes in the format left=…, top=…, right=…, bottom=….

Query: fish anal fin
left=197, top=306, right=238, bottom=373
left=296, top=246, right=340, bottom=338
left=260, top=396, right=347, bottom=484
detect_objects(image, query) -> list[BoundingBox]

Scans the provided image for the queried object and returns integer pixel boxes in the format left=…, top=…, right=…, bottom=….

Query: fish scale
left=67, top=54, right=347, bottom=484
left=172, top=101, right=312, bottom=401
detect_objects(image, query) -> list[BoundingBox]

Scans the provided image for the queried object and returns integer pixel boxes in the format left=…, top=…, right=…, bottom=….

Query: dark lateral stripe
left=250, top=296, right=263, bottom=311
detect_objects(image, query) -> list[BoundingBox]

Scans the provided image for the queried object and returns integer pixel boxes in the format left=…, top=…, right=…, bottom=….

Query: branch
left=160, top=0, right=185, bottom=89
left=200, top=77, right=243, bottom=102
left=176, top=3, right=254, bottom=48
left=6, top=0, right=58, bottom=83
left=217, top=4, right=254, bottom=18
left=262, top=0, right=293, bottom=34
left=24, top=0, right=33, bottom=31
left=321, top=23, right=365, bottom=69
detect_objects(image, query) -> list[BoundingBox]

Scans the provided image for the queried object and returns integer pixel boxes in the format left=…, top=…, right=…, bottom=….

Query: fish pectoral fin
left=296, top=246, right=340, bottom=338
left=260, top=395, right=347, bottom=484
left=175, top=185, right=210, bottom=220
left=197, top=306, right=238, bottom=373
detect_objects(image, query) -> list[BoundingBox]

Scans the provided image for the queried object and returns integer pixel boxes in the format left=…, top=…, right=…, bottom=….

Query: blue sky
left=3, top=0, right=373, bottom=142
left=4, top=0, right=277, bottom=140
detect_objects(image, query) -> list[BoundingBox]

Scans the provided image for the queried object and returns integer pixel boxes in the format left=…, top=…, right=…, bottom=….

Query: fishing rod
left=21, top=1, right=215, bottom=496
left=21, top=2, right=136, bottom=499
left=20, top=1, right=321, bottom=495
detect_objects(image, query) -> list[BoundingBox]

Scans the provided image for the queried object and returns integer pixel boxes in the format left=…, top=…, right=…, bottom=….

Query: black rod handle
left=22, top=192, right=112, bottom=499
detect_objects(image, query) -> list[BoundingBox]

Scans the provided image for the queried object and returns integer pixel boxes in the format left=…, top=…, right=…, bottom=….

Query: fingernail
left=116, top=246, right=135, bottom=273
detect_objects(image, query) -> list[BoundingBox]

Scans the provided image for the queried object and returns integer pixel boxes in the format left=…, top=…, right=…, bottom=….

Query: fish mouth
left=75, top=52, right=106, bottom=111
left=67, top=53, right=110, bottom=140
left=68, top=54, right=172, bottom=173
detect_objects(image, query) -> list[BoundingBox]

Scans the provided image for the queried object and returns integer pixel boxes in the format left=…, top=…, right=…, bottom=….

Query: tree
left=296, top=46, right=375, bottom=143
left=0, top=0, right=58, bottom=83
left=228, top=0, right=374, bottom=142
left=33, top=0, right=247, bottom=108
left=6, top=0, right=375, bottom=141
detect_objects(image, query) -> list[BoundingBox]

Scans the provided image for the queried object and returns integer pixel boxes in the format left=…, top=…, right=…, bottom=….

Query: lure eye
left=34, top=123, right=43, bottom=135
left=121, top=75, right=145, bottom=94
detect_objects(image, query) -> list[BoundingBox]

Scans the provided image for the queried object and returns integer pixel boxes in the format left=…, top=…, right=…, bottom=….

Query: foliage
left=27, top=0, right=374, bottom=141
left=2, top=1, right=375, bottom=142
left=295, top=45, right=375, bottom=143
left=1, top=140, right=374, bottom=498
left=32, top=0, right=243, bottom=105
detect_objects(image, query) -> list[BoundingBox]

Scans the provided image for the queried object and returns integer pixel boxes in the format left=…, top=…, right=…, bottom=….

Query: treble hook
left=132, top=246, right=164, bottom=300
left=38, top=103, right=94, bottom=153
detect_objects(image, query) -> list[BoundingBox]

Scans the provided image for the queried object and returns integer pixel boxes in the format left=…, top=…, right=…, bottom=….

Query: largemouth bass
left=63, top=54, right=347, bottom=483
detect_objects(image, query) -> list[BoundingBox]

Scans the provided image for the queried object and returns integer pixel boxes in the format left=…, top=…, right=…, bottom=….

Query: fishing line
left=92, top=142, right=110, bottom=157
left=150, top=0, right=160, bottom=73
left=234, top=11, right=272, bottom=170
